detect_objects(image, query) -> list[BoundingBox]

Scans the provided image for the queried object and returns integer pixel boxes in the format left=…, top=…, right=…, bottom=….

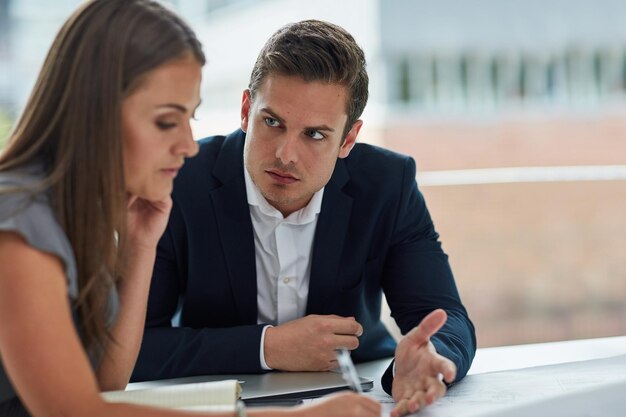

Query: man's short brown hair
left=248, top=19, right=368, bottom=138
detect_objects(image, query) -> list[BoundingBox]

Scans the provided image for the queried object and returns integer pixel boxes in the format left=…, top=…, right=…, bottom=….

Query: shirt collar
left=244, top=164, right=324, bottom=225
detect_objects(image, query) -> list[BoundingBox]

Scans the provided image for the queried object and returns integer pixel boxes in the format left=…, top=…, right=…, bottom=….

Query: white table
left=354, top=335, right=626, bottom=394
left=353, top=336, right=626, bottom=417
left=127, top=335, right=626, bottom=416
left=468, top=335, right=626, bottom=374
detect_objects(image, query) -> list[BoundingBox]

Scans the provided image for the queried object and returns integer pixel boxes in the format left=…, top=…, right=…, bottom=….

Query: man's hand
left=391, top=309, right=456, bottom=417
left=264, top=314, right=363, bottom=371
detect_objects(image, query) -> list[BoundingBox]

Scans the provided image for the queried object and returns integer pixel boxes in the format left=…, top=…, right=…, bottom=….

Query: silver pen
left=336, top=348, right=363, bottom=393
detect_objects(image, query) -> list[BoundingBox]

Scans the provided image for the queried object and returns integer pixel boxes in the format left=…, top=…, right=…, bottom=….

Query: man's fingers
left=333, top=334, right=360, bottom=350
left=404, top=309, right=447, bottom=345
left=395, top=392, right=424, bottom=416
left=390, top=398, right=410, bottom=417
left=321, top=316, right=363, bottom=336
left=425, top=379, right=446, bottom=405
left=429, top=355, right=457, bottom=383
left=443, top=363, right=457, bottom=383
left=408, top=391, right=424, bottom=413
left=431, top=356, right=457, bottom=383
left=392, top=378, right=445, bottom=416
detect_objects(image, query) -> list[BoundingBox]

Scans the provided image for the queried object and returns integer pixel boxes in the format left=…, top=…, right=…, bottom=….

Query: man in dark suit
left=134, top=19, right=475, bottom=416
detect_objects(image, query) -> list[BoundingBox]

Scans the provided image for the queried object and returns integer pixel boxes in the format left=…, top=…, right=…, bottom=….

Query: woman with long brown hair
left=0, top=1, right=380, bottom=416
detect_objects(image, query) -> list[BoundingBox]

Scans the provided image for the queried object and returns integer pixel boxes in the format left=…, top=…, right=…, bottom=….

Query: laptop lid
left=127, top=371, right=373, bottom=400
left=236, top=371, right=374, bottom=400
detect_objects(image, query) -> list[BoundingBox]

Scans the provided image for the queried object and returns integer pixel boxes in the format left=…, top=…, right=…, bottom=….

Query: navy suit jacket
left=133, top=129, right=476, bottom=393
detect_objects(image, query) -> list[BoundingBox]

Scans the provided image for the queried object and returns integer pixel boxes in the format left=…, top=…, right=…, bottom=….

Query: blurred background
left=1, top=0, right=625, bottom=348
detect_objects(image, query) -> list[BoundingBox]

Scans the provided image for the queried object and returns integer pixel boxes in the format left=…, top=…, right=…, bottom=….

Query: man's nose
left=275, top=132, right=299, bottom=165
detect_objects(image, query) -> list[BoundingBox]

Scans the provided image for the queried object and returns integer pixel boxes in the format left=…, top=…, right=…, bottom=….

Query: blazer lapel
left=307, top=159, right=353, bottom=314
left=210, top=130, right=258, bottom=323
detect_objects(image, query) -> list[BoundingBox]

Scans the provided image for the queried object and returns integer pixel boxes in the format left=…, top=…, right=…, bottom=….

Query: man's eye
left=305, top=129, right=324, bottom=140
left=264, top=117, right=281, bottom=127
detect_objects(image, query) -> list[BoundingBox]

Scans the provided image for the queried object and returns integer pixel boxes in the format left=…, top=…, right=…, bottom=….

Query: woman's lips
left=161, top=167, right=181, bottom=178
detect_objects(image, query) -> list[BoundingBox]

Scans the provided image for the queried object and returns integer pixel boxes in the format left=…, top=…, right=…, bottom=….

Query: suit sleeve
left=131, top=204, right=266, bottom=382
left=380, top=157, right=476, bottom=394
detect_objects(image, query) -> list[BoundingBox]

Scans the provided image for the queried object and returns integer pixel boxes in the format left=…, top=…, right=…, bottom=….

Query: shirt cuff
left=259, top=325, right=273, bottom=370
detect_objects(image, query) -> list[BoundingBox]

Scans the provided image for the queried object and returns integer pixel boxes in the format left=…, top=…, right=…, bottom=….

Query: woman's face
left=121, top=53, right=202, bottom=201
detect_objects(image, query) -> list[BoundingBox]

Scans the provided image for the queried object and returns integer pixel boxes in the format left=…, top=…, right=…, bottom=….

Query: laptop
left=236, top=371, right=373, bottom=400
left=127, top=370, right=373, bottom=401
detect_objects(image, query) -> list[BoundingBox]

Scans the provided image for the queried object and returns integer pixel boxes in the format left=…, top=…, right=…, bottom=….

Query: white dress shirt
left=244, top=166, right=324, bottom=369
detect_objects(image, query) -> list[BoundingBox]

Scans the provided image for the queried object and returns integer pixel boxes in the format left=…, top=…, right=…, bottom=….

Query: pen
left=336, top=348, right=363, bottom=393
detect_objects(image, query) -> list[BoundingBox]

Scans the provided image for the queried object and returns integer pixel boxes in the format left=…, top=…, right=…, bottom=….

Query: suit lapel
left=307, top=159, right=353, bottom=314
left=210, top=131, right=258, bottom=323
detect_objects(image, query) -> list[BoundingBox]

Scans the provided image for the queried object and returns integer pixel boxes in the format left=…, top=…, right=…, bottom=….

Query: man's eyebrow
left=260, top=107, right=286, bottom=125
left=261, top=106, right=335, bottom=132
left=305, top=124, right=335, bottom=132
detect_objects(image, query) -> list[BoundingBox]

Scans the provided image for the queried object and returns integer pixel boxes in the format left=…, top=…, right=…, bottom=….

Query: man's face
left=241, top=75, right=362, bottom=217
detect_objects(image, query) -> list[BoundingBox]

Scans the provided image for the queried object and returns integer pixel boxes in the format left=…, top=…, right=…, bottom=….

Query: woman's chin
left=127, top=185, right=172, bottom=203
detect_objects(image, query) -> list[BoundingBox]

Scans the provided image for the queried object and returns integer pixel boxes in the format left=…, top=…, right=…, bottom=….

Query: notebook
left=103, top=379, right=240, bottom=411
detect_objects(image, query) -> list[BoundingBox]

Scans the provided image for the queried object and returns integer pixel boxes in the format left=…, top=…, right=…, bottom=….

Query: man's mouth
left=266, top=169, right=299, bottom=185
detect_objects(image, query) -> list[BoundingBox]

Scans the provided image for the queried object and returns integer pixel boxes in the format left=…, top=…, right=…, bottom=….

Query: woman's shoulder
left=0, top=165, right=78, bottom=297
left=0, top=165, right=49, bottom=223
left=0, top=163, right=45, bottom=186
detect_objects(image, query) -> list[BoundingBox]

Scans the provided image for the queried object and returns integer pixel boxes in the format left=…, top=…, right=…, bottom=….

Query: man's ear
left=338, top=119, right=363, bottom=159
left=241, top=89, right=252, bottom=133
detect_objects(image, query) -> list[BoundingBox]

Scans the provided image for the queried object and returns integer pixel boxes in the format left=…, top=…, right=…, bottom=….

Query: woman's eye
left=305, top=129, right=324, bottom=140
left=264, top=117, right=281, bottom=127
left=156, top=121, right=177, bottom=130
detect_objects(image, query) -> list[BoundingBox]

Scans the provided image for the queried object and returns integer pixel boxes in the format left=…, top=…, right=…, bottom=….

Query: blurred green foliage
left=0, top=107, right=13, bottom=149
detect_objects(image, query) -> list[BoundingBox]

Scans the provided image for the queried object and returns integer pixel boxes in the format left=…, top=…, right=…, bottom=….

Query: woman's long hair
left=0, top=0, right=204, bottom=356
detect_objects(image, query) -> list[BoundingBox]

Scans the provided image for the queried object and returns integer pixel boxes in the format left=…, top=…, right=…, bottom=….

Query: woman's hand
left=296, top=392, right=381, bottom=417
left=126, top=194, right=172, bottom=252
left=98, top=195, right=173, bottom=389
